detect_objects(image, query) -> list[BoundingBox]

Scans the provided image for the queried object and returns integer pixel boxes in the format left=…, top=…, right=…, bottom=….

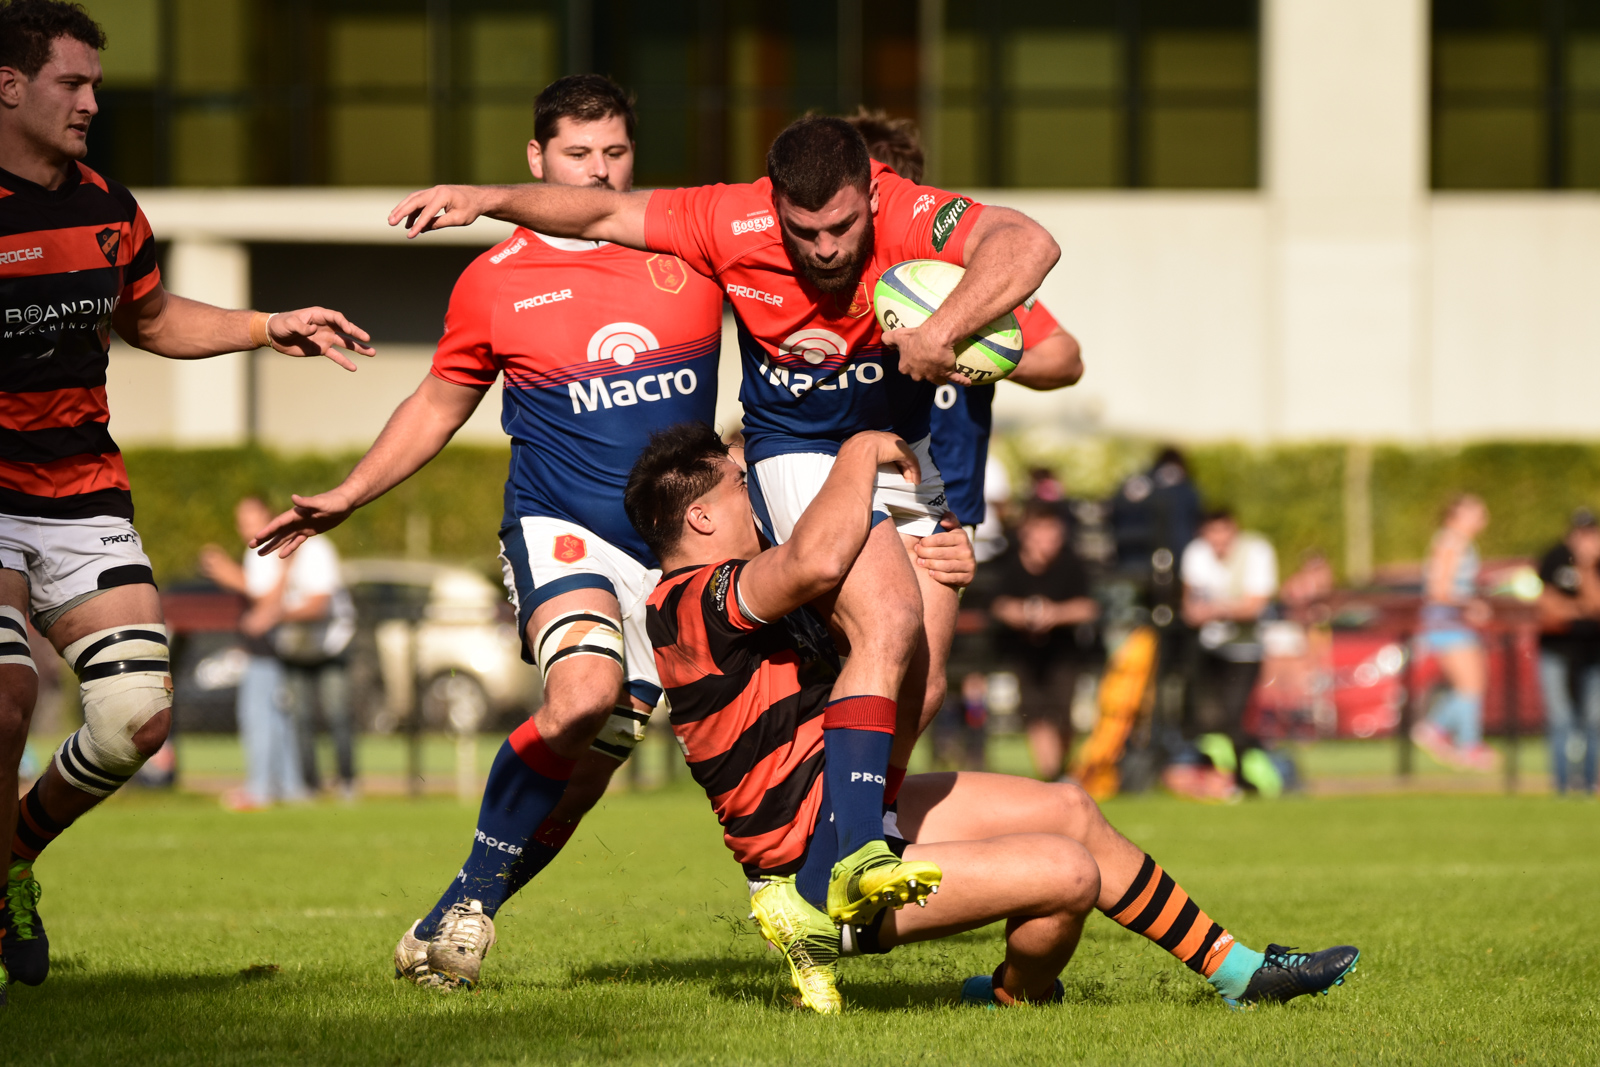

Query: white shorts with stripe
left=747, top=434, right=949, bottom=544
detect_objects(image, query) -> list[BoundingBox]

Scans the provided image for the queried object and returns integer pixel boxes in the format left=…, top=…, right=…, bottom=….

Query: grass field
left=6, top=784, right=1597, bottom=1066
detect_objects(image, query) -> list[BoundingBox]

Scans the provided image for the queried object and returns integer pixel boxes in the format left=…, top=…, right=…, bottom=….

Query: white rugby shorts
left=497, top=516, right=662, bottom=705
left=0, top=513, right=156, bottom=630
left=748, top=434, right=949, bottom=543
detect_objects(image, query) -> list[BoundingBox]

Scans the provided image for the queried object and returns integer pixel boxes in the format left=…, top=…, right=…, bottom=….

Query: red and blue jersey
left=928, top=299, right=1062, bottom=525
left=432, top=230, right=724, bottom=566
left=643, top=162, right=987, bottom=465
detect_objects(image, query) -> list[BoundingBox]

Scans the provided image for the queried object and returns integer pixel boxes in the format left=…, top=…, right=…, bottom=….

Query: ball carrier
left=0, top=1, right=375, bottom=1004
left=388, top=116, right=1062, bottom=936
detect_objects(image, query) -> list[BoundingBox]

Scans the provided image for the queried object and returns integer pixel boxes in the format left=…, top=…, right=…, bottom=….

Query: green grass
left=6, top=786, right=1597, bottom=1066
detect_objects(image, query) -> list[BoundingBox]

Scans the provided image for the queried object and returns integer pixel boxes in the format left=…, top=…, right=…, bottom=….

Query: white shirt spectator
left=1182, top=532, right=1278, bottom=661
left=972, top=453, right=1012, bottom=564
left=283, top=538, right=356, bottom=658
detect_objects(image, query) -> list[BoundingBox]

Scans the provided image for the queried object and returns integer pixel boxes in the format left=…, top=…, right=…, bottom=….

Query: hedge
left=125, top=440, right=1600, bottom=587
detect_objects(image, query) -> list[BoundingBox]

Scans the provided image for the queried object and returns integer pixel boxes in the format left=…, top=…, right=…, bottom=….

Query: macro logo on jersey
left=779, top=327, right=848, bottom=367
left=586, top=322, right=658, bottom=367
left=931, top=197, right=973, bottom=252
left=553, top=534, right=587, bottom=564
left=646, top=254, right=687, bottom=293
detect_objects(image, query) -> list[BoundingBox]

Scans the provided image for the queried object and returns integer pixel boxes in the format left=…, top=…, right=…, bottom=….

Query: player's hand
left=845, top=431, right=920, bottom=485
left=267, top=307, right=375, bottom=372
left=389, top=184, right=494, bottom=238
left=916, top=514, right=976, bottom=588
left=882, top=324, right=973, bottom=387
left=250, top=490, right=357, bottom=559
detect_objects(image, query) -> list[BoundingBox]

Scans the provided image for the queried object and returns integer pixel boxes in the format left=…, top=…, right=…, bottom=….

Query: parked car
left=167, top=559, right=539, bottom=734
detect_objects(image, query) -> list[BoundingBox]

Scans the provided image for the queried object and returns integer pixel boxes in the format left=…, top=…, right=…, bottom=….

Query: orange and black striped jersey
left=0, top=162, right=161, bottom=520
left=647, top=559, right=836, bottom=876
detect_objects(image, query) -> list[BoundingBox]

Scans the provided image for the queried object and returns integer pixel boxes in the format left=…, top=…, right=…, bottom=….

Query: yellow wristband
left=248, top=311, right=272, bottom=350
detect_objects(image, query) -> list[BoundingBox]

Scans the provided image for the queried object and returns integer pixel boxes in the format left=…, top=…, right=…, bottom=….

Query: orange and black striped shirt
left=647, top=559, right=836, bottom=876
left=0, top=162, right=161, bottom=520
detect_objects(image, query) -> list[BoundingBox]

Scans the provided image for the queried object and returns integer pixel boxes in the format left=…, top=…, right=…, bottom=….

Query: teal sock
left=1207, top=942, right=1265, bottom=1000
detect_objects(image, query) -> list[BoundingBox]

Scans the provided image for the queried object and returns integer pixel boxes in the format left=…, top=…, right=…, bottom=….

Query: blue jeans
left=237, top=655, right=308, bottom=804
left=1538, top=652, right=1600, bottom=794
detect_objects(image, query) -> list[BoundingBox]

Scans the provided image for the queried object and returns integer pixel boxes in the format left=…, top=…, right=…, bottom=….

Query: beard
left=783, top=213, right=874, bottom=295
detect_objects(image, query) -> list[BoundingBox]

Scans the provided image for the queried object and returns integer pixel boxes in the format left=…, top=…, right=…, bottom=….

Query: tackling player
left=628, top=422, right=1360, bottom=1013
left=252, top=75, right=732, bottom=989
left=0, top=1, right=374, bottom=1003
left=387, top=115, right=1062, bottom=930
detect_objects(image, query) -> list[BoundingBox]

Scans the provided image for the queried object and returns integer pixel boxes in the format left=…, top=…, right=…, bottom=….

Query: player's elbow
left=801, top=546, right=855, bottom=595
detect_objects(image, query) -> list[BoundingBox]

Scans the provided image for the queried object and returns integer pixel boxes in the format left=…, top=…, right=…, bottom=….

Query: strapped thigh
left=0, top=605, right=34, bottom=671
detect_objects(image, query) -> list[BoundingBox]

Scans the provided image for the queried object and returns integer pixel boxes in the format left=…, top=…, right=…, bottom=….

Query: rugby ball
left=873, top=259, right=1022, bottom=385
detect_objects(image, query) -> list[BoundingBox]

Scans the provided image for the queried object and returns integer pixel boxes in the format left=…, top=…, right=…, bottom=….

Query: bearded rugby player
left=0, top=1, right=374, bottom=1003
left=254, top=75, right=743, bottom=989
left=629, top=422, right=1359, bottom=1014
left=388, top=116, right=1061, bottom=937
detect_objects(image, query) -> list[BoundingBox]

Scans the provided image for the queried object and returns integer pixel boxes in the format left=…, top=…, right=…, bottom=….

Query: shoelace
left=439, top=906, right=491, bottom=952
left=6, top=878, right=38, bottom=940
left=1262, top=944, right=1311, bottom=970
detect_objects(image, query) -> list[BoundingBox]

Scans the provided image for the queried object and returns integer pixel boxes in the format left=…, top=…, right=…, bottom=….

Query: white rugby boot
left=393, top=919, right=443, bottom=986
left=425, top=900, right=497, bottom=989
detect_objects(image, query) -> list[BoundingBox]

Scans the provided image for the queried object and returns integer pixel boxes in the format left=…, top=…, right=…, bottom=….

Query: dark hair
left=766, top=115, right=871, bottom=210
left=846, top=108, right=923, bottom=184
left=1021, top=500, right=1067, bottom=526
left=1201, top=507, right=1236, bottom=527
left=1151, top=446, right=1188, bottom=475
left=0, top=0, right=103, bottom=77
left=624, top=422, right=730, bottom=561
left=534, top=73, right=636, bottom=147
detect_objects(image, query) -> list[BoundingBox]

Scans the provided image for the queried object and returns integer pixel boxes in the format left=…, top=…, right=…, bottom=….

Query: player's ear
left=685, top=501, right=715, bottom=537
left=868, top=178, right=879, bottom=214
left=527, top=139, right=544, bottom=181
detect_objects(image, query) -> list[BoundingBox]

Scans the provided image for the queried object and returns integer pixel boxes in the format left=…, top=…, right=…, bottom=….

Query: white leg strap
left=532, top=610, right=624, bottom=677
left=53, top=624, right=171, bottom=797
left=0, top=605, right=34, bottom=672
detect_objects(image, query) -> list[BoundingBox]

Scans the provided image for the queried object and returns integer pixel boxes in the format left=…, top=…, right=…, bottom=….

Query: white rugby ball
left=873, top=259, right=1022, bottom=385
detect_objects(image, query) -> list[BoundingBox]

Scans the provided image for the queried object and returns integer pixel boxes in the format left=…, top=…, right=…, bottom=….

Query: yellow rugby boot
left=826, top=841, right=941, bottom=925
left=750, top=877, right=842, bottom=1015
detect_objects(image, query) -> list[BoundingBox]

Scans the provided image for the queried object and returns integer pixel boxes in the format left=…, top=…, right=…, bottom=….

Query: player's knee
left=848, top=596, right=921, bottom=662
left=53, top=624, right=171, bottom=797
left=539, top=686, right=616, bottom=744
left=921, top=672, right=948, bottom=717
left=1052, top=839, right=1101, bottom=917
left=1046, top=780, right=1101, bottom=837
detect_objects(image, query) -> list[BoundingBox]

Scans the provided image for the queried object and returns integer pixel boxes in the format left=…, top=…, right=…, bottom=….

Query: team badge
left=844, top=281, right=872, bottom=319
left=646, top=254, right=687, bottom=294
left=95, top=227, right=120, bottom=266
left=553, top=534, right=587, bottom=563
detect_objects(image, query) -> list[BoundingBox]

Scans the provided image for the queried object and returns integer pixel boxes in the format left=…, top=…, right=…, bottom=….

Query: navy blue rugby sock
left=821, top=695, right=897, bottom=861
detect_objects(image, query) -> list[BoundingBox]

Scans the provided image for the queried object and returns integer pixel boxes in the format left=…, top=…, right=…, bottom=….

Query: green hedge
left=994, top=438, right=1600, bottom=580
left=126, top=440, right=1600, bottom=587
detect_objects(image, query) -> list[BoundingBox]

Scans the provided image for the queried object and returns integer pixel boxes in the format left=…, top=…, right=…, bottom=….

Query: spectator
left=1111, top=446, right=1203, bottom=577
left=990, top=501, right=1100, bottom=780
left=1536, top=508, right=1600, bottom=795
left=1175, top=508, right=1278, bottom=795
left=1412, top=494, right=1497, bottom=772
left=970, top=452, right=1013, bottom=564
left=272, top=535, right=357, bottom=799
left=200, top=498, right=307, bottom=810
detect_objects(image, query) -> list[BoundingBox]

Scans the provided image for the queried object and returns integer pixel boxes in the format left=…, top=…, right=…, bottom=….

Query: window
left=1432, top=0, right=1600, bottom=189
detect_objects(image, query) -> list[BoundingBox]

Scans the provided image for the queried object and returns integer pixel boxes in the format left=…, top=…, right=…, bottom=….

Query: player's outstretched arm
left=885, top=206, right=1061, bottom=385
left=251, top=374, right=488, bottom=558
left=112, top=284, right=375, bottom=370
left=1007, top=326, right=1083, bottom=390
left=387, top=183, right=652, bottom=249
left=738, top=432, right=919, bottom=623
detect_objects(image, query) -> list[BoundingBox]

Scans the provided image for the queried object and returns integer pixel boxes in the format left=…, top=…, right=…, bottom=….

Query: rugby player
left=0, top=1, right=374, bottom=1003
left=628, top=422, right=1360, bottom=1013
left=388, top=116, right=1062, bottom=928
left=253, top=75, right=736, bottom=989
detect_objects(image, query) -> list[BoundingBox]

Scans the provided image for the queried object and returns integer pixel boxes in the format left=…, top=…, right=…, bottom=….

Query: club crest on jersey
left=844, top=281, right=872, bottom=319
left=646, top=254, right=688, bottom=294
left=552, top=534, right=587, bottom=564
left=931, top=197, right=972, bottom=252
left=587, top=322, right=659, bottom=367
left=95, top=227, right=120, bottom=266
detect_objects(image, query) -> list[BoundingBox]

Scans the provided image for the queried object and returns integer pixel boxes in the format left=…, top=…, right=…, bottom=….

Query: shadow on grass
left=574, top=953, right=970, bottom=1012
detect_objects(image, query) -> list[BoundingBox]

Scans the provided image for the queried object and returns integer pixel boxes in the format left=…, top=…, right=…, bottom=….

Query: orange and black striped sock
left=1105, top=853, right=1238, bottom=978
left=11, top=780, right=71, bottom=864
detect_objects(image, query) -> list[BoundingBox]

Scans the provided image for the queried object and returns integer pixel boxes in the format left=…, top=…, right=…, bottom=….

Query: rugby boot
left=425, top=899, right=497, bottom=989
left=826, top=840, right=941, bottom=925
left=393, top=919, right=444, bottom=987
left=960, top=962, right=1063, bottom=1008
left=1, top=862, right=47, bottom=986
left=1225, top=943, right=1360, bottom=1009
left=749, top=877, right=842, bottom=1015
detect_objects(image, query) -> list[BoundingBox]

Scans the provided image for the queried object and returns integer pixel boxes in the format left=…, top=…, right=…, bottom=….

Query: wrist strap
left=248, top=311, right=272, bottom=350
